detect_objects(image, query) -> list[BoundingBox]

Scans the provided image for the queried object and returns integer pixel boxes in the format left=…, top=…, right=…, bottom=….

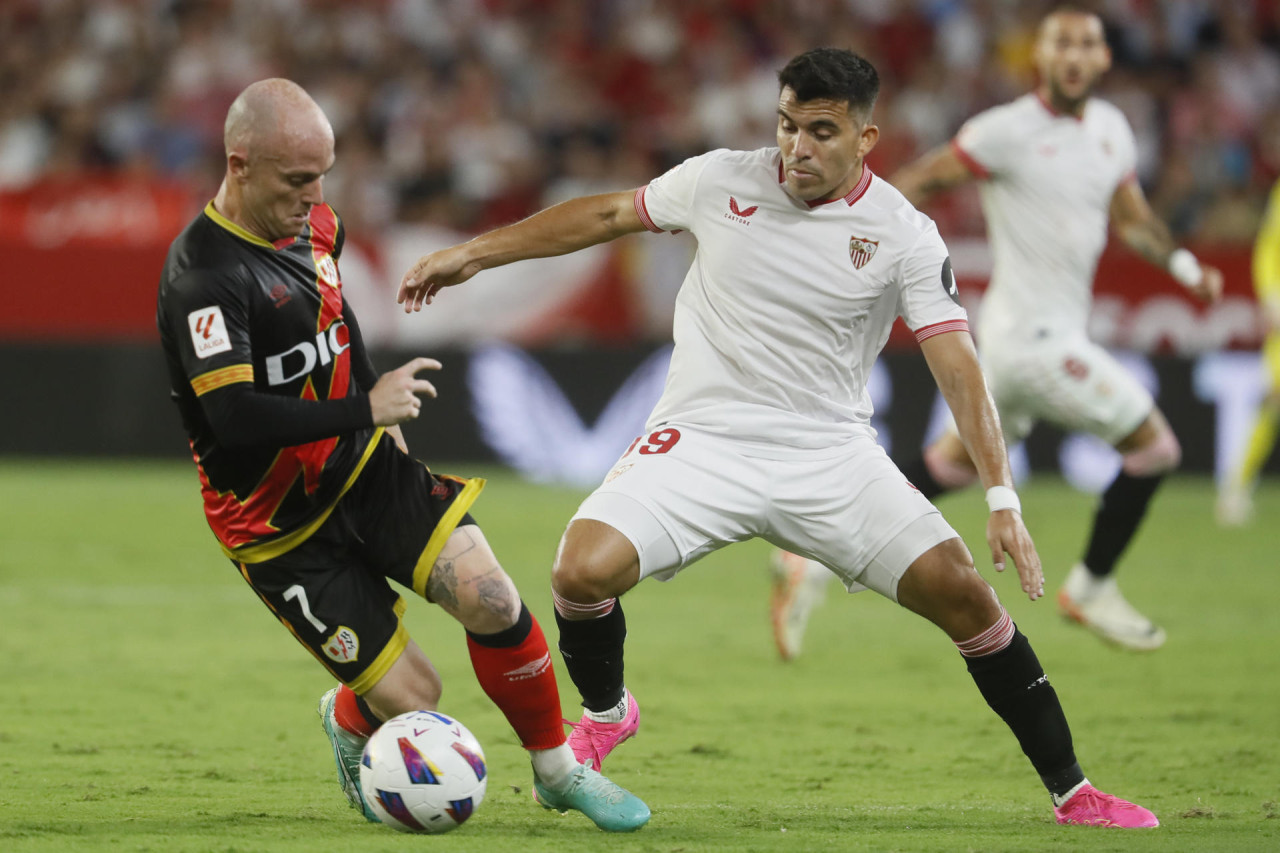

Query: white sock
left=583, top=692, right=629, bottom=724
left=529, top=744, right=578, bottom=788
left=1052, top=778, right=1090, bottom=807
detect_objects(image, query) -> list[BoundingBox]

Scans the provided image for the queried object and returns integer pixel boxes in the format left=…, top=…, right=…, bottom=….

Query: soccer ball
left=358, top=710, right=488, bottom=833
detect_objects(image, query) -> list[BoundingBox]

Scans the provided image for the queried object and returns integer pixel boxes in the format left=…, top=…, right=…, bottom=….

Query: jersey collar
left=776, top=159, right=874, bottom=208
left=1034, top=89, right=1087, bottom=122
left=203, top=201, right=299, bottom=250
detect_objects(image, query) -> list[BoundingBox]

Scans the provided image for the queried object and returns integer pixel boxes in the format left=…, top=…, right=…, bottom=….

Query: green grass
left=1, top=460, right=1277, bottom=852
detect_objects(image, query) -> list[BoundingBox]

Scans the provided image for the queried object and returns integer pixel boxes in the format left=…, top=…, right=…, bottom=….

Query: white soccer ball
left=358, top=710, right=488, bottom=833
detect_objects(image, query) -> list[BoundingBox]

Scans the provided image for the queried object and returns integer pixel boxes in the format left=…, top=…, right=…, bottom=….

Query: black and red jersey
left=157, top=202, right=382, bottom=562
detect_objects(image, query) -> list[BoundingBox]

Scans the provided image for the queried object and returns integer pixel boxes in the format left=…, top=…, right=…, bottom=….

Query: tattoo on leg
left=472, top=568, right=516, bottom=620
left=426, top=560, right=459, bottom=609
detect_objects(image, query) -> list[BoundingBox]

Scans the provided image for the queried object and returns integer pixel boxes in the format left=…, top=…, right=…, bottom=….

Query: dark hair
left=777, top=48, right=880, bottom=118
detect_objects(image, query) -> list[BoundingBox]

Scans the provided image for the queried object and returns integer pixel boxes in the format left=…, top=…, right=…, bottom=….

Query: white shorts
left=980, top=330, right=1153, bottom=446
left=571, top=425, right=958, bottom=602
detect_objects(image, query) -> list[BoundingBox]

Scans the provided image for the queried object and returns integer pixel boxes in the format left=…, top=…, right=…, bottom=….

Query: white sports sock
left=1052, top=778, right=1090, bottom=807
left=583, top=692, right=629, bottom=724
left=530, top=743, right=579, bottom=788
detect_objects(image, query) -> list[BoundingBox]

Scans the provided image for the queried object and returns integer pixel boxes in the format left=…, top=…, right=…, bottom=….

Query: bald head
left=217, top=78, right=335, bottom=242
left=224, top=78, right=333, bottom=161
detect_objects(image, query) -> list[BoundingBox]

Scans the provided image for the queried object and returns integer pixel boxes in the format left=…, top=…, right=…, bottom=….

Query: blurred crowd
left=2, top=0, right=1279, bottom=243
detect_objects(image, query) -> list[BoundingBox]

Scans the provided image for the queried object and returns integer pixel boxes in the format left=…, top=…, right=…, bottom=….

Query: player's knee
left=551, top=520, right=640, bottom=604
left=899, top=541, right=1001, bottom=638
left=1121, top=427, right=1181, bottom=476
left=552, top=547, right=632, bottom=604
left=444, top=564, right=522, bottom=633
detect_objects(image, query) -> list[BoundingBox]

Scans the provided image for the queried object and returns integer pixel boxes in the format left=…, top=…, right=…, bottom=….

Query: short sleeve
left=635, top=149, right=726, bottom=234
left=1109, top=110, right=1139, bottom=185
left=951, top=106, right=1013, bottom=179
left=160, top=269, right=255, bottom=397
left=897, top=222, right=969, bottom=342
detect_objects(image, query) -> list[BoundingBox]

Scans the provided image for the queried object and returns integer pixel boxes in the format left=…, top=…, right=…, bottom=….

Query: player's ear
left=227, top=150, right=251, bottom=181
left=858, top=123, right=879, bottom=159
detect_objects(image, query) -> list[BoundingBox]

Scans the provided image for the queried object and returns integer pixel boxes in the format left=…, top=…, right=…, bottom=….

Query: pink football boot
left=565, top=689, right=640, bottom=771
left=1054, top=783, right=1159, bottom=827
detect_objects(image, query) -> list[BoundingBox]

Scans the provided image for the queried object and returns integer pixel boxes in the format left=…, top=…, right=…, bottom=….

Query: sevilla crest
left=849, top=236, right=879, bottom=269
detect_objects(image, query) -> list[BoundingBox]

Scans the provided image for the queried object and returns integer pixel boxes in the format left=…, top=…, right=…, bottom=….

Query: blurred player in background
left=1217, top=177, right=1280, bottom=525
left=771, top=3, right=1223, bottom=656
left=156, top=79, right=647, bottom=833
left=401, top=46, right=1161, bottom=828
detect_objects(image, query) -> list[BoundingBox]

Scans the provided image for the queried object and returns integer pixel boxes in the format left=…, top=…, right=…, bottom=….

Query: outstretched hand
left=368, top=357, right=442, bottom=426
left=398, top=246, right=481, bottom=313
left=1191, top=264, right=1224, bottom=304
left=987, top=510, right=1044, bottom=601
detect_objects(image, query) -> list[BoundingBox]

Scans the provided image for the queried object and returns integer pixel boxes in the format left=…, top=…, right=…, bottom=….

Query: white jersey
left=953, top=93, right=1138, bottom=343
left=635, top=147, right=968, bottom=452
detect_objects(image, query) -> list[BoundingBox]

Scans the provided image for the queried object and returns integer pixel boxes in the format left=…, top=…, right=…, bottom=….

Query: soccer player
left=156, top=79, right=648, bottom=833
left=400, top=47, right=1159, bottom=828
left=775, top=4, right=1224, bottom=654
left=1217, top=176, right=1280, bottom=525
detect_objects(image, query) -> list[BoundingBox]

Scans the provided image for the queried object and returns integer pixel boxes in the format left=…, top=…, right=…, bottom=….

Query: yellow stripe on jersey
left=191, top=364, right=254, bottom=396
left=411, top=477, right=488, bottom=599
left=1254, top=179, right=1280, bottom=301
left=224, top=429, right=385, bottom=563
left=203, top=201, right=275, bottom=249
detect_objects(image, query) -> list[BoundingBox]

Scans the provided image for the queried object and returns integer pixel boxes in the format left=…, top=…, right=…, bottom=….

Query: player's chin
left=786, top=175, right=829, bottom=201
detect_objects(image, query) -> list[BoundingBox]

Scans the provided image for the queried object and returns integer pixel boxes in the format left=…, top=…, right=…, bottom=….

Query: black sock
left=353, top=694, right=383, bottom=730
left=554, top=600, right=626, bottom=713
left=900, top=454, right=948, bottom=501
left=964, top=628, right=1083, bottom=798
left=1081, top=471, right=1164, bottom=578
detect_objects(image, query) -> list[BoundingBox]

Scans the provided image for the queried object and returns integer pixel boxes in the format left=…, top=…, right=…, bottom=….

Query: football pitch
left=2, top=460, right=1277, bottom=853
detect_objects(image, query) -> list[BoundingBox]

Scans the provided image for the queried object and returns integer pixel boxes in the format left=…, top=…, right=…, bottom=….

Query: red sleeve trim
left=914, top=318, right=970, bottom=343
left=633, top=186, right=663, bottom=233
left=949, top=139, right=990, bottom=180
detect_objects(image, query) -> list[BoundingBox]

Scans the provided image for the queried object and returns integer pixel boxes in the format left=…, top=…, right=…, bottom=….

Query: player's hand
left=369, top=357, right=441, bottom=426
left=1191, top=264, right=1224, bottom=304
left=987, top=509, right=1044, bottom=601
left=398, top=245, right=482, bottom=313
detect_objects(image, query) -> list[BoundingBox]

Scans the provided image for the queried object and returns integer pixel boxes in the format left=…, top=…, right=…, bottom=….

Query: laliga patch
left=323, top=626, right=359, bottom=663
left=187, top=306, right=232, bottom=359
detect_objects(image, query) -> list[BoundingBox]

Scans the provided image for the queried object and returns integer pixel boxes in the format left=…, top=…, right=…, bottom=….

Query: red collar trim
left=776, top=161, right=874, bottom=208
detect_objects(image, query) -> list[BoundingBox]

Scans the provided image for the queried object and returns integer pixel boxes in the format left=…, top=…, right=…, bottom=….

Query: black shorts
left=235, top=434, right=484, bottom=693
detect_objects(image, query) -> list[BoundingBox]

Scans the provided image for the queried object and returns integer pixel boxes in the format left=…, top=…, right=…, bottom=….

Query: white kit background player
left=771, top=5, right=1223, bottom=658
left=399, top=46, right=1160, bottom=828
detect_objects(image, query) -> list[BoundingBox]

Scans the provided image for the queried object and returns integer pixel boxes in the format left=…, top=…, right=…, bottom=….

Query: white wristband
left=1168, top=248, right=1202, bottom=289
left=986, top=485, right=1021, bottom=514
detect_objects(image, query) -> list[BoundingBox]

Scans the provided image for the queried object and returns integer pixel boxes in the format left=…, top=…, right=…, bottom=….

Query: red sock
left=466, top=605, right=567, bottom=750
left=333, top=684, right=378, bottom=737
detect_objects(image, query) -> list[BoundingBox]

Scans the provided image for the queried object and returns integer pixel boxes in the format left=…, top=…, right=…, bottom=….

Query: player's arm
left=399, top=189, right=646, bottom=312
left=195, top=357, right=439, bottom=449
left=919, top=330, right=1044, bottom=601
left=1109, top=180, right=1223, bottom=303
left=889, top=142, right=978, bottom=209
left=343, top=299, right=408, bottom=453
